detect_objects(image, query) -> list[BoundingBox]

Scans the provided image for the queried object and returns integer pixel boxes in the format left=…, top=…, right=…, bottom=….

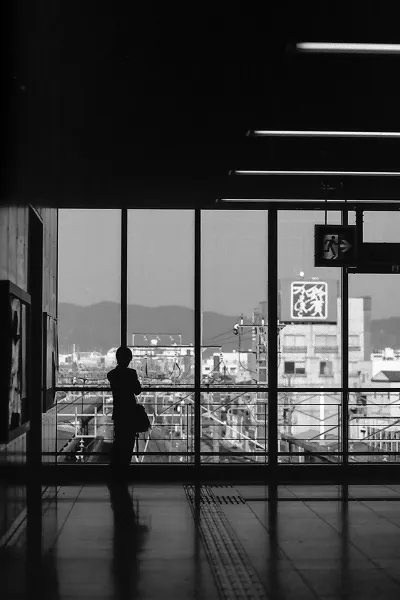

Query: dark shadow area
left=25, top=482, right=59, bottom=600
left=267, top=484, right=282, bottom=598
left=107, top=481, right=150, bottom=599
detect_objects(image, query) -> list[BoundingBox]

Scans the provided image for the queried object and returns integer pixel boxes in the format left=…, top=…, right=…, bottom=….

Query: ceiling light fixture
left=217, top=198, right=400, bottom=203
left=231, top=170, right=400, bottom=177
left=296, top=42, right=400, bottom=54
left=248, top=130, right=400, bottom=139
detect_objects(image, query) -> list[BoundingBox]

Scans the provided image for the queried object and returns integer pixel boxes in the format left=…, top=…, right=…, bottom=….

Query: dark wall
left=0, top=206, right=58, bottom=454
left=0, top=206, right=58, bottom=547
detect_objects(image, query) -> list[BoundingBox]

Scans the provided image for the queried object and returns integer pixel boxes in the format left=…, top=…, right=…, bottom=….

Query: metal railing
left=38, top=388, right=400, bottom=465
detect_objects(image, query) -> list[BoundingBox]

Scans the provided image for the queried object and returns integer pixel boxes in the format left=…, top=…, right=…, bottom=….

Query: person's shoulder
left=107, top=368, right=116, bottom=380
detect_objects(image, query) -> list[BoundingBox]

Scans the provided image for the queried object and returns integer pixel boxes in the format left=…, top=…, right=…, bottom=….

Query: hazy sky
left=59, top=209, right=400, bottom=319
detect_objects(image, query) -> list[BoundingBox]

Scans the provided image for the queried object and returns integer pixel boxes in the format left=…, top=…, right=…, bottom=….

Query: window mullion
left=121, top=209, right=128, bottom=347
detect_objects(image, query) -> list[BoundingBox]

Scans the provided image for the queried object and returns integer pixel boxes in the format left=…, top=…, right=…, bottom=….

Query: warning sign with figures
left=314, top=225, right=357, bottom=267
left=291, top=281, right=328, bottom=320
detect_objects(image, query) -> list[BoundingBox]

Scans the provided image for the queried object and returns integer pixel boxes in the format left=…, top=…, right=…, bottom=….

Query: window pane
left=320, top=361, right=333, bottom=376
left=363, top=211, right=400, bottom=243
left=278, top=211, right=342, bottom=388
left=348, top=274, right=400, bottom=388
left=348, top=391, right=400, bottom=463
left=42, top=391, right=110, bottom=463
left=201, top=211, right=267, bottom=387
left=278, top=392, right=342, bottom=463
left=128, top=210, right=194, bottom=387
left=348, top=210, right=400, bottom=386
left=58, top=210, right=120, bottom=387
left=201, top=392, right=268, bottom=463
left=284, top=362, right=295, bottom=375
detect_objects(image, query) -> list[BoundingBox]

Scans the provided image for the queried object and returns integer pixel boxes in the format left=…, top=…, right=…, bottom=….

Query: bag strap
left=136, top=432, right=139, bottom=458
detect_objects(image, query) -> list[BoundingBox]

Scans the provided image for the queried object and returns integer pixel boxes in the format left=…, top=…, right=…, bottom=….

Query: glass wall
left=52, top=205, right=400, bottom=469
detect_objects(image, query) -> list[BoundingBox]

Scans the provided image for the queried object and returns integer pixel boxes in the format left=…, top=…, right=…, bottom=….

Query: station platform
left=2, top=483, right=400, bottom=599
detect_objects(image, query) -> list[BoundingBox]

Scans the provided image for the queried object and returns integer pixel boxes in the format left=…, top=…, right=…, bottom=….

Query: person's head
left=116, top=346, right=132, bottom=367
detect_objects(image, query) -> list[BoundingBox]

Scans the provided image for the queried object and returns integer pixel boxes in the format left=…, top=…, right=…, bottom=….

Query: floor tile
left=4, top=483, right=400, bottom=599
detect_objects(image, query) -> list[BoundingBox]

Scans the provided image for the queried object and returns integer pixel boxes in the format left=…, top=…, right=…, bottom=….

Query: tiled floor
left=2, top=484, right=400, bottom=599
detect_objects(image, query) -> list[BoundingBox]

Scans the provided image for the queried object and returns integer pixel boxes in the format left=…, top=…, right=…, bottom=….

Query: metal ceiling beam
left=4, top=174, right=400, bottom=207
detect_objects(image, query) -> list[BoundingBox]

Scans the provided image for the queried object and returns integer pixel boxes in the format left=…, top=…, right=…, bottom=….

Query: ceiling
left=5, top=2, right=400, bottom=206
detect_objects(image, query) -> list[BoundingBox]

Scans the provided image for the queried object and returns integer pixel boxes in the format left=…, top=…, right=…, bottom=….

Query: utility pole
left=252, top=310, right=267, bottom=383
left=233, top=314, right=266, bottom=383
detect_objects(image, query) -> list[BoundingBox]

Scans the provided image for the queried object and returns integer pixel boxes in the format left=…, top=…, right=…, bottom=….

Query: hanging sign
left=314, top=225, right=357, bottom=267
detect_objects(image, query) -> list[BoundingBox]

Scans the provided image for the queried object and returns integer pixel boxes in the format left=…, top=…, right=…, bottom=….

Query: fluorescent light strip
left=296, top=42, right=400, bottom=54
left=249, top=130, right=400, bottom=139
left=232, top=170, right=400, bottom=176
left=216, top=198, right=330, bottom=204
left=217, top=199, right=400, bottom=204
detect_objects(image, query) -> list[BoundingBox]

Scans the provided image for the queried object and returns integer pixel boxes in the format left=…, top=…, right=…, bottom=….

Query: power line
left=205, top=333, right=253, bottom=347
left=202, top=328, right=235, bottom=344
left=202, top=315, right=248, bottom=345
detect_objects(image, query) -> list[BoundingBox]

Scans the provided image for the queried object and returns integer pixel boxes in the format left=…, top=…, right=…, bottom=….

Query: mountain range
left=58, top=302, right=400, bottom=354
left=58, top=302, right=246, bottom=354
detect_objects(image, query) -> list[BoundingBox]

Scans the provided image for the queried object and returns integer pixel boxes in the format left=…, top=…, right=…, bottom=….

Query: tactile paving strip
left=184, top=485, right=267, bottom=600
left=195, top=493, right=246, bottom=505
left=217, top=496, right=246, bottom=505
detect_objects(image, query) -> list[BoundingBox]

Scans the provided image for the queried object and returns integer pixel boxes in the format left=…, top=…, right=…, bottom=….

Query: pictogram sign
left=314, top=225, right=357, bottom=267
left=291, top=281, right=328, bottom=320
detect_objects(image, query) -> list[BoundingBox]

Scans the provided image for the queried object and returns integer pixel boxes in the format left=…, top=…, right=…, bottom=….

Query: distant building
left=202, top=351, right=254, bottom=383
left=278, top=296, right=372, bottom=388
left=277, top=279, right=372, bottom=388
left=371, top=347, right=400, bottom=377
left=246, top=280, right=377, bottom=460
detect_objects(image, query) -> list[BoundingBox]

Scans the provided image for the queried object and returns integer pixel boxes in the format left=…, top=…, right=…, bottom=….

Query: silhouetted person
left=107, top=346, right=142, bottom=481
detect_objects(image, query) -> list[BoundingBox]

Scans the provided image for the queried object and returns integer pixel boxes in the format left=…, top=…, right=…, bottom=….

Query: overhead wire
left=203, top=333, right=253, bottom=348
left=202, top=315, right=246, bottom=345
left=203, top=330, right=252, bottom=346
left=202, top=328, right=237, bottom=344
